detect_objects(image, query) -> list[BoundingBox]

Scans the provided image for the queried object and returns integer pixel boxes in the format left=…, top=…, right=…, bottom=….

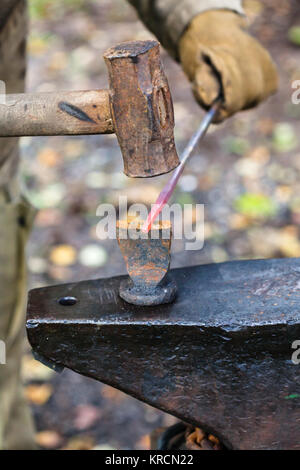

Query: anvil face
left=27, top=258, right=300, bottom=450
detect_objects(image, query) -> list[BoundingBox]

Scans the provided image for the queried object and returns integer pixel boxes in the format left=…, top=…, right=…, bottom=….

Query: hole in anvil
left=58, top=296, right=77, bottom=306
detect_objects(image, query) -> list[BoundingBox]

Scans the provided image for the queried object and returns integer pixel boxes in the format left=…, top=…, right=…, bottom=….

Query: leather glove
left=179, top=10, right=278, bottom=122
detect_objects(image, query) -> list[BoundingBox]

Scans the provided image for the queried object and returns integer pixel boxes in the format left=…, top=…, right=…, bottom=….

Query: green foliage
left=284, top=394, right=300, bottom=400
left=174, top=192, right=194, bottom=207
left=288, top=26, right=300, bottom=46
left=222, top=136, right=250, bottom=156
left=27, top=183, right=66, bottom=209
left=29, top=0, right=92, bottom=19
left=234, top=193, right=277, bottom=218
left=29, top=0, right=50, bottom=19
left=272, top=123, right=298, bottom=153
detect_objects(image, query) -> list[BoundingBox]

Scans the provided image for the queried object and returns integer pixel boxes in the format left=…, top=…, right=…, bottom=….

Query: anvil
left=27, top=257, right=300, bottom=450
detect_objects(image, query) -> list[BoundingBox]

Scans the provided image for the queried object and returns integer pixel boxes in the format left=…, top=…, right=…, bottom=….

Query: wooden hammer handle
left=0, top=89, right=114, bottom=136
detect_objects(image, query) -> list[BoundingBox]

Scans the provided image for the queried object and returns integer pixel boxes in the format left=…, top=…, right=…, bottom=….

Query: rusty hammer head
left=103, top=40, right=179, bottom=178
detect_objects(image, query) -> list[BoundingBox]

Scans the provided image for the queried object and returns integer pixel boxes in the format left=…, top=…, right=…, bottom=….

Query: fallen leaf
left=272, top=123, right=298, bottom=153
left=35, top=430, right=63, bottom=449
left=246, top=146, right=270, bottom=165
left=35, top=208, right=63, bottom=227
left=256, top=118, right=274, bottom=136
left=73, top=405, right=102, bottom=431
left=278, top=226, right=300, bottom=257
left=136, top=434, right=151, bottom=450
left=275, top=185, right=292, bottom=203
left=63, top=436, right=95, bottom=451
left=85, top=172, right=108, bottom=189
left=288, top=26, right=300, bottom=46
left=248, top=227, right=279, bottom=258
left=78, top=244, right=107, bottom=268
left=229, top=213, right=250, bottom=230
left=28, top=256, right=48, bottom=274
left=28, top=35, right=49, bottom=56
left=234, top=193, right=277, bottom=219
left=197, top=174, right=217, bottom=191
left=28, top=183, right=66, bottom=209
left=211, top=247, right=228, bottom=263
left=48, top=51, right=67, bottom=72
left=37, top=147, right=61, bottom=167
left=223, top=136, right=250, bottom=156
left=49, top=244, right=77, bottom=266
left=63, top=140, right=85, bottom=159
left=48, top=265, right=73, bottom=281
left=25, top=384, right=53, bottom=405
left=235, top=158, right=262, bottom=178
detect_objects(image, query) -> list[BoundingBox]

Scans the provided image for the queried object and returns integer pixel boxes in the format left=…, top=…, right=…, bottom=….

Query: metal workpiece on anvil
left=116, top=219, right=177, bottom=306
left=26, top=257, right=300, bottom=450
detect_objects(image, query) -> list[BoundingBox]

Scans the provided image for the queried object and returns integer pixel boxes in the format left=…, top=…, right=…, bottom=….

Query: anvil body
left=27, top=258, right=300, bottom=450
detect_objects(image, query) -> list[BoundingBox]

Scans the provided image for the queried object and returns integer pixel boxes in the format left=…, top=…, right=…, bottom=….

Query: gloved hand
left=179, top=10, right=278, bottom=122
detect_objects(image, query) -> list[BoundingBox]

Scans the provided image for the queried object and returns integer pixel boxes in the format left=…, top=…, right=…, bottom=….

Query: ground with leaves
left=21, top=0, right=300, bottom=450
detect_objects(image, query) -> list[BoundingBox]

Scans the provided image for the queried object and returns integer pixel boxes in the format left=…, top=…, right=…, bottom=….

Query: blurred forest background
left=22, top=0, right=300, bottom=449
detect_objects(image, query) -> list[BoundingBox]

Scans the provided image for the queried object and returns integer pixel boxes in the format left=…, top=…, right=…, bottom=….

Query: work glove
left=179, top=10, right=278, bottom=122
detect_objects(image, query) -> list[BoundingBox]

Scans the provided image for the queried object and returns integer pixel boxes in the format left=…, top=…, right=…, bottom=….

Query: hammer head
left=104, top=40, right=179, bottom=178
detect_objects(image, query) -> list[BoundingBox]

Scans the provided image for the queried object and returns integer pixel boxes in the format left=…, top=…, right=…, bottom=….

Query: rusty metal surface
left=116, top=219, right=177, bottom=305
left=0, top=90, right=113, bottom=136
left=154, top=423, right=223, bottom=450
left=104, top=40, right=179, bottom=178
left=27, top=257, right=300, bottom=450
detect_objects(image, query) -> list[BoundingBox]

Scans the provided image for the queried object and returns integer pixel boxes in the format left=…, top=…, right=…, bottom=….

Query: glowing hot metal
left=142, top=98, right=222, bottom=233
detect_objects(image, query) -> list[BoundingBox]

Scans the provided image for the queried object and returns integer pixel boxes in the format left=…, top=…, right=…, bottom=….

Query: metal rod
left=142, top=98, right=222, bottom=232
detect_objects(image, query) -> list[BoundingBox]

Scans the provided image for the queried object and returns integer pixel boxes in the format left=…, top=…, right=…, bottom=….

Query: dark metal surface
left=27, top=258, right=300, bottom=450
left=104, top=40, right=179, bottom=178
left=119, top=276, right=177, bottom=306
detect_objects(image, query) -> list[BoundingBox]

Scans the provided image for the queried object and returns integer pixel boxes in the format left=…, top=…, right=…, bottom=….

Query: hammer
left=0, top=40, right=179, bottom=178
